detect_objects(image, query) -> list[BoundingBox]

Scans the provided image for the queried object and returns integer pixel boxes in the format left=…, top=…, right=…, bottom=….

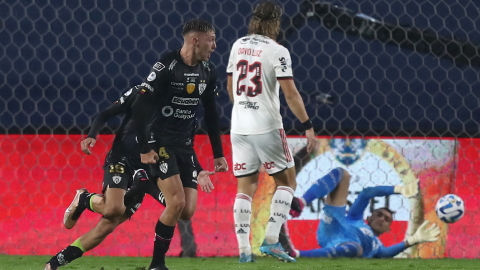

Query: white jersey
left=227, top=34, right=294, bottom=135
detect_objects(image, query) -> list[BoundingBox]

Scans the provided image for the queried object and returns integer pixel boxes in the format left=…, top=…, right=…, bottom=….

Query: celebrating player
left=289, top=167, right=440, bottom=258
left=44, top=87, right=214, bottom=270
left=131, top=19, right=228, bottom=270
left=226, top=0, right=317, bottom=263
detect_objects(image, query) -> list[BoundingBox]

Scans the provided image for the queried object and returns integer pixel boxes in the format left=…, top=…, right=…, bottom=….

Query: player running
left=131, top=19, right=228, bottom=270
left=226, top=0, right=317, bottom=263
left=44, top=87, right=214, bottom=270
left=289, top=167, right=441, bottom=258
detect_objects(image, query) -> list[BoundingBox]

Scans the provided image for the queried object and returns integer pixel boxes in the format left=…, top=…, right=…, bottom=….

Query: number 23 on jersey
left=236, top=60, right=262, bottom=97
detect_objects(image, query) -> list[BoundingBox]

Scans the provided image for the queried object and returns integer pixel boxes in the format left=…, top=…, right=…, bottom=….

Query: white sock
left=265, top=186, right=294, bottom=244
left=234, top=193, right=252, bottom=255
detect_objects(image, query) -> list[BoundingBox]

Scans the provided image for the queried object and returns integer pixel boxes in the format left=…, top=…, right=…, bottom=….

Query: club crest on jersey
left=112, top=175, right=122, bottom=184
left=199, top=81, right=207, bottom=95
left=187, top=83, right=195, bottom=94
left=159, top=162, right=168, bottom=174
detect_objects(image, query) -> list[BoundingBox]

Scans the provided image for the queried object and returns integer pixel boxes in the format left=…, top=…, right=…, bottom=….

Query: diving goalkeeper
left=288, top=168, right=440, bottom=258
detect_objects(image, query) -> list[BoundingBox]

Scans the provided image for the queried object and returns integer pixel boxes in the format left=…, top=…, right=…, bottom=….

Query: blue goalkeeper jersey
left=344, top=186, right=400, bottom=258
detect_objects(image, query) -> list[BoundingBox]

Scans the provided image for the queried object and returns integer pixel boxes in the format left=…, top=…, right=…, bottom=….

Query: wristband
left=302, top=119, right=313, bottom=131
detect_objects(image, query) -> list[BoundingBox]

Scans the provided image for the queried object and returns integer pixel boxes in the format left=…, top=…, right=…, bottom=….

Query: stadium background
left=1, top=0, right=479, bottom=259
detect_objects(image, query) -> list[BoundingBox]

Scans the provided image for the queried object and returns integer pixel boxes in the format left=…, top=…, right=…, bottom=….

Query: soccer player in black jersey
left=44, top=87, right=215, bottom=270
left=131, top=19, right=228, bottom=270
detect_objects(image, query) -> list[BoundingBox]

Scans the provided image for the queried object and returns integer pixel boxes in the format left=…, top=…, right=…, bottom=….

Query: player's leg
left=290, top=167, right=350, bottom=217
left=254, top=130, right=296, bottom=262
left=231, top=133, right=261, bottom=262
left=63, top=163, right=131, bottom=229
left=45, top=214, right=129, bottom=270
left=148, top=174, right=184, bottom=270
left=297, top=241, right=363, bottom=258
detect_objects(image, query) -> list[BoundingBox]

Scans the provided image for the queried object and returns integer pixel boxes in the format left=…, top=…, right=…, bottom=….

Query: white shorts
left=231, top=129, right=295, bottom=177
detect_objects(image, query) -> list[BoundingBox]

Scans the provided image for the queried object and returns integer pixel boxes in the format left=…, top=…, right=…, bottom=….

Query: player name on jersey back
left=227, top=35, right=294, bottom=135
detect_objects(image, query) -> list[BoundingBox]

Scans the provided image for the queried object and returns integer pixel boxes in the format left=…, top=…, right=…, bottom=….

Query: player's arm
left=275, top=47, right=316, bottom=153
left=82, top=88, right=136, bottom=155
left=347, top=186, right=396, bottom=220
left=226, top=44, right=235, bottom=102
left=226, top=75, right=233, bottom=102
left=201, top=64, right=227, bottom=172
left=131, top=61, right=168, bottom=163
left=347, top=180, right=418, bottom=220
left=373, top=242, right=407, bottom=258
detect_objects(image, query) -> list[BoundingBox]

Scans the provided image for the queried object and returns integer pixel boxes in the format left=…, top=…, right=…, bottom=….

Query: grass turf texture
left=1, top=255, right=479, bottom=270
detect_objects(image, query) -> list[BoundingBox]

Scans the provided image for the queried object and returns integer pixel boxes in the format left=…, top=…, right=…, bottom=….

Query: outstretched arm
left=347, top=186, right=395, bottom=220
left=374, top=242, right=407, bottom=258
left=82, top=89, right=136, bottom=155
left=348, top=180, right=418, bottom=220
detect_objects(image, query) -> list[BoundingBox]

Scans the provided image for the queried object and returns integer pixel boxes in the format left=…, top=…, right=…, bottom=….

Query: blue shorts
left=317, top=204, right=358, bottom=248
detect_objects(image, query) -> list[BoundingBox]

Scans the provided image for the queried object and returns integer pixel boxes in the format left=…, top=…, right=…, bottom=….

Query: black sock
left=47, top=246, right=84, bottom=268
left=149, top=220, right=176, bottom=268
left=79, top=192, right=96, bottom=212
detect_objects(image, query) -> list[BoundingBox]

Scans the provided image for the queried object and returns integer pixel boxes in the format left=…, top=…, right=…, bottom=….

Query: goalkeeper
left=288, top=167, right=440, bottom=258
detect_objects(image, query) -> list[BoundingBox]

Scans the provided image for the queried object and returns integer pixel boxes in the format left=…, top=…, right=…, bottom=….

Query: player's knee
left=180, top=208, right=194, bottom=220
left=103, top=205, right=125, bottom=219
left=167, top=195, right=186, bottom=214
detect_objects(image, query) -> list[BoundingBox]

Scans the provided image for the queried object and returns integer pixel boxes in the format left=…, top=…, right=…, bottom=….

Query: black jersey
left=133, top=49, right=223, bottom=158
left=87, top=87, right=144, bottom=170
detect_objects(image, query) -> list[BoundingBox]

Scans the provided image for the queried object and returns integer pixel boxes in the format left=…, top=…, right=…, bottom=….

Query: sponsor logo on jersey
left=112, top=175, right=122, bottom=184
left=159, top=162, right=168, bottom=174
left=141, top=82, right=154, bottom=92
left=147, top=72, right=156, bottom=81
left=172, top=96, right=199, bottom=106
left=169, top=59, right=177, bottom=70
left=238, top=101, right=259, bottom=110
left=186, top=83, right=195, bottom=94
left=174, top=109, right=196, bottom=119
left=162, top=106, right=174, bottom=117
left=240, top=37, right=250, bottom=44
left=193, top=170, right=197, bottom=178
left=279, top=57, right=292, bottom=72
left=153, top=62, right=165, bottom=71
left=184, top=73, right=199, bottom=76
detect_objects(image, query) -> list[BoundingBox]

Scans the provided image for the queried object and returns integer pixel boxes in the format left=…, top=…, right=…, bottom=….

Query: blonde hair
left=248, top=1, right=282, bottom=40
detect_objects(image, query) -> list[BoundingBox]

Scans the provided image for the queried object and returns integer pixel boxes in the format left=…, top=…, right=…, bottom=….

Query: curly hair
left=248, top=1, right=283, bottom=39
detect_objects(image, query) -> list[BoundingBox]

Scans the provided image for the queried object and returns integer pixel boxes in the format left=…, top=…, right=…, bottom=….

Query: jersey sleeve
left=226, top=42, right=236, bottom=76
left=87, top=87, right=137, bottom=139
left=138, top=59, right=169, bottom=97
left=347, top=186, right=395, bottom=220
left=273, top=46, right=293, bottom=80
left=374, top=242, right=407, bottom=258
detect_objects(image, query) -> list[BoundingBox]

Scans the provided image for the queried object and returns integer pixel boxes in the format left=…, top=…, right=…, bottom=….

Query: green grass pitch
left=1, top=255, right=479, bottom=270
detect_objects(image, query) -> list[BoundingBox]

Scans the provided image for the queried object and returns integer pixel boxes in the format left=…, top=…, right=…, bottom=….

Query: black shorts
left=102, top=162, right=134, bottom=192
left=149, top=145, right=202, bottom=190
left=124, top=168, right=166, bottom=217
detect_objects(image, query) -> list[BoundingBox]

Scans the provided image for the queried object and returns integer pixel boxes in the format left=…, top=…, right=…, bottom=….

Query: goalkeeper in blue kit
left=288, top=168, right=440, bottom=258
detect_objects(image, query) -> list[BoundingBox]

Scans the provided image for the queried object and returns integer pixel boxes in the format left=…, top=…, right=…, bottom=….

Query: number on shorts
left=109, top=164, right=124, bottom=174
left=158, top=147, right=170, bottom=159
